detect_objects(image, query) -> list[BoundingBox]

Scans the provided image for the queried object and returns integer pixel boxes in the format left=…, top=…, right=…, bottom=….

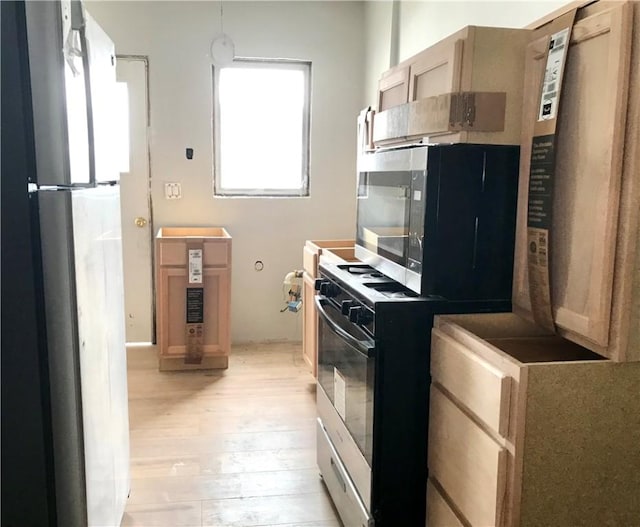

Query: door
left=117, top=57, right=154, bottom=342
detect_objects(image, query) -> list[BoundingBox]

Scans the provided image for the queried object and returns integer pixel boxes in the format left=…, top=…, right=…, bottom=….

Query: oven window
left=317, top=302, right=374, bottom=464
left=356, top=171, right=411, bottom=265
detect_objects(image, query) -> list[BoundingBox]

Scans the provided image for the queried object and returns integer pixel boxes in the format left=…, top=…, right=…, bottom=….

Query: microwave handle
left=314, top=296, right=376, bottom=358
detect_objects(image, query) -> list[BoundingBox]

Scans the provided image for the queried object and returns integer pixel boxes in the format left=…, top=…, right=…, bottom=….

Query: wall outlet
left=165, top=182, right=181, bottom=199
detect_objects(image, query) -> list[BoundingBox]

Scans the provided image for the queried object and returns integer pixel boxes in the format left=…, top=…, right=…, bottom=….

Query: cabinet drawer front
left=203, top=241, right=229, bottom=266
left=426, top=479, right=464, bottom=527
left=431, top=328, right=511, bottom=436
left=158, top=241, right=186, bottom=265
left=428, top=386, right=507, bottom=527
left=158, top=241, right=228, bottom=266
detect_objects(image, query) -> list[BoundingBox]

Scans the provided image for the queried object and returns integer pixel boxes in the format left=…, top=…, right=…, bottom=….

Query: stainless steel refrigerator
left=2, top=1, right=130, bottom=526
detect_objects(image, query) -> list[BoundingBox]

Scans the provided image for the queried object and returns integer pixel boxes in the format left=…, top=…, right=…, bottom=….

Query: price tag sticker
left=189, top=249, right=203, bottom=284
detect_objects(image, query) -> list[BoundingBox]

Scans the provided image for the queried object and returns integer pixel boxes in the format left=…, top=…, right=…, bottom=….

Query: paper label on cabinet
left=538, top=28, right=570, bottom=121
left=186, top=288, right=204, bottom=324
left=526, top=10, right=576, bottom=332
left=188, top=249, right=203, bottom=284
left=334, top=367, right=346, bottom=421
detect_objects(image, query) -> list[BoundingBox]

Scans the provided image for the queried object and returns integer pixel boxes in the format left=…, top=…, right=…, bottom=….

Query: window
left=213, top=59, right=311, bottom=196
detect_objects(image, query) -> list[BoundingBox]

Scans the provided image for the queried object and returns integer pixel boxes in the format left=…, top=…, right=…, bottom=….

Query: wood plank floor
left=123, top=343, right=341, bottom=527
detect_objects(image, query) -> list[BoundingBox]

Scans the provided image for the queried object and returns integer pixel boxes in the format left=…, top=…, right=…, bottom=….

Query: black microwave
left=354, top=143, right=519, bottom=300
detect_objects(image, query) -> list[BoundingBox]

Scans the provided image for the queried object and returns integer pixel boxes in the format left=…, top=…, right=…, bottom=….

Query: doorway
left=117, top=56, right=154, bottom=343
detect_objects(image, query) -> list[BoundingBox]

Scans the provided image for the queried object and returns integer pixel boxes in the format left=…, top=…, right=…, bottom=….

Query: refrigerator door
left=37, top=189, right=90, bottom=527
left=25, top=0, right=92, bottom=186
left=70, top=185, right=130, bottom=526
left=38, top=185, right=129, bottom=527
left=84, top=10, right=119, bottom=184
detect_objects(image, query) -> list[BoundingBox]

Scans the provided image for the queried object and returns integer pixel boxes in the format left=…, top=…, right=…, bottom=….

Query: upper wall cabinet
left=373, top=26, right=530, bottom=146
left=377, top=66, right=410, bottom=112
left=512, top=1, right=638, bottom=361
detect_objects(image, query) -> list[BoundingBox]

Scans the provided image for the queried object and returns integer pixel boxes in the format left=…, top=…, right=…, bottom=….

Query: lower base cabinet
left=155, top=227, right=231, bottom=371
left=157, top=267, right=230, bottom=371
left=427, top=313, right=640, bottom=527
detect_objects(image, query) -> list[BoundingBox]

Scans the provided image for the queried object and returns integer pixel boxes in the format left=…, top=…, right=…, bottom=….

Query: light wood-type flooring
left=123, top=343, right=341, bottom=527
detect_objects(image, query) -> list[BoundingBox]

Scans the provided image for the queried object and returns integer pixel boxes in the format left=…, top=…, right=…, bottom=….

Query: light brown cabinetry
left=426, top=4, right=640, bottom=525
left=513, top=1, right=638, bottom=360
left=377, top=66, right=410, bottom=112
left=301, top=240, right=357, bottom=377
left=428, top=313, right=640, bottom=527
left=374, top=26, right=530, bottom=146
left=155, top=227, right=231, bottom=371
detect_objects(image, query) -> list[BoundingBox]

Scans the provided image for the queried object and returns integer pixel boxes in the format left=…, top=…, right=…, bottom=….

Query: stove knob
left=358, top=309, right=373, bottom=325
left=349, top=305, right=372, bottom=325
left=341, top=300, right=354, bottom=315
left=348, top=305, right=362, bottom=323
left=314, top=279, right=326, bottom=291
left=321, top=282, right=340, bottom=298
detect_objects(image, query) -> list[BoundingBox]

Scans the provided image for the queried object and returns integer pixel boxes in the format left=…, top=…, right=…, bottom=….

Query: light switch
left=164, top=182, right=181, bottom=200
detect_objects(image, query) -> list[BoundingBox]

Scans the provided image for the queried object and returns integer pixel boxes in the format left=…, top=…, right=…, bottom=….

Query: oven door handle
left=315, top=296, right=376, bottom=358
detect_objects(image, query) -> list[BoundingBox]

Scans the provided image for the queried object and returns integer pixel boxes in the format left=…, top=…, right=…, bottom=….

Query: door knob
left=134, top=217, right=148, bottom=228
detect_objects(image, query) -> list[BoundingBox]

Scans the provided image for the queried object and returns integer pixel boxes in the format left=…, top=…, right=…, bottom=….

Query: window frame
left=212, top=58, right=311, bottom=197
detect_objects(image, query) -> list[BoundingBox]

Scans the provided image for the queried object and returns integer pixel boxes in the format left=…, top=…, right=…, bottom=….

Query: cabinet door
left=408, top=38, right=463, bottom=102
left=302, top=273, right=317, bottom=377
left=377, top=66, right=410, bottom=111
left=158, top=267, right=230, bottom=356
left=513, top=4, right=632, bottom=352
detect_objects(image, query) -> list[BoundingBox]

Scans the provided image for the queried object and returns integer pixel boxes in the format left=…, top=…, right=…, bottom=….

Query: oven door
left=315, top=296, right=375, bottom=466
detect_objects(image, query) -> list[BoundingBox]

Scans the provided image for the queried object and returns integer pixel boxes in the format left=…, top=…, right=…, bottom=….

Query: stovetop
left=319, top=262, right=437, bottom=308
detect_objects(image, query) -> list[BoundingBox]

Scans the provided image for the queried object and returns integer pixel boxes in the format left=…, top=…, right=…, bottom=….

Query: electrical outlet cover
left=164, top=182, right=181, bottom=199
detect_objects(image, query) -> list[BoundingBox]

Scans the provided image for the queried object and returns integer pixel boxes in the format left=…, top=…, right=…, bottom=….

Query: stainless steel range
left=314, top=262, right=511, bottom=526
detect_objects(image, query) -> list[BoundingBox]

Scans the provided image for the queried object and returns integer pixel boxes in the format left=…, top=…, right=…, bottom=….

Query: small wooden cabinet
left=427, top=313, right=640, bottom=527
left=301, top=240, right=358, bottom=377
left=155, top=227, right=231, bottom=371
left=374, top=26, right=530, bottom=145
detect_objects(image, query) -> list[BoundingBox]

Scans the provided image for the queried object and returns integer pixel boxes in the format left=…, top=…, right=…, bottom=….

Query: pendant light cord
left=220, top=0, right=224, bottom=34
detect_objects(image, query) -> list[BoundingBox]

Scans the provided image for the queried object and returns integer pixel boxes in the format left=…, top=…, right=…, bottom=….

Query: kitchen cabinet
left=301, top=240, right=357, bottom=377
left=377, top=66, right=409, bottom=112
left=155, top=227, right=231, bottom=371
left=512, top=1, right=638, bottom=361
left=427, top=313, right=640, bottom=527
left=373, top=26, right=530, bottom=146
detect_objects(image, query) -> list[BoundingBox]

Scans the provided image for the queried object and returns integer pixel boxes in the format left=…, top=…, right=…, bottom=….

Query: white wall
left=363, top=0, right=572, bottom=106
left=86, top=1, right=365, bottom=343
